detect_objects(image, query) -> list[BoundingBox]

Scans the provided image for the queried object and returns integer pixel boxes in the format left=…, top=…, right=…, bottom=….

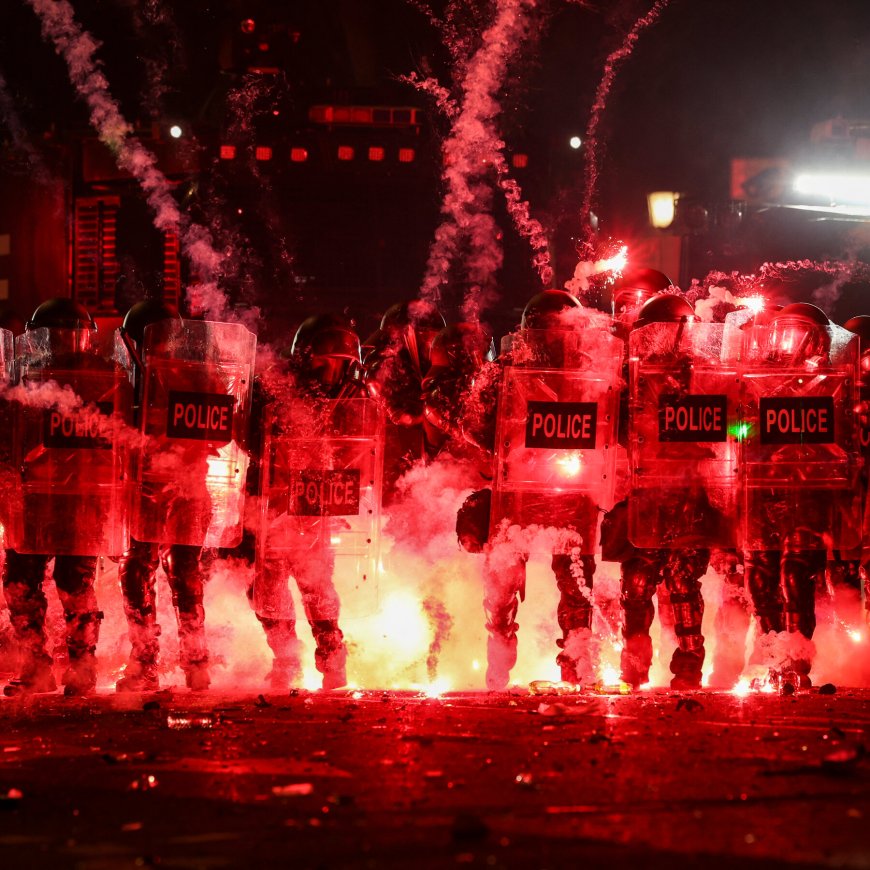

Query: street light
left=569, top=135, right=582, bottom=150
left=647, top=191, right=677, bottom=229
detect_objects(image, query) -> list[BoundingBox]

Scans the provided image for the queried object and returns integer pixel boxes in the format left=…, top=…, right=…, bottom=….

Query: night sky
left=2, top=0, right=870, bottom=326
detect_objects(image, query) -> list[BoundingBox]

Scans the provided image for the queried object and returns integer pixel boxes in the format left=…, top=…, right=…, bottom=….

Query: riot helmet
left=520, top=289, right=583, bottom=330
left=380, top=299, right=446, bottom=368
left=612, top=268, right=672, bottom=321
left=632, top=293, right=695, bottom=331
left=291, top=314, right=361, bottom=390
left=381, top=299, right=445, bottom=334
left=845, top=315, right=870, bottom=375
left=121, top=299, right=181, bottom=349
left=26, top=297, right=97, bottom=355
left=844, top=315, right=870, bottom=343
left=428, top=323, right=494, bottom=374
left=766, top=302, right=831, bottom=364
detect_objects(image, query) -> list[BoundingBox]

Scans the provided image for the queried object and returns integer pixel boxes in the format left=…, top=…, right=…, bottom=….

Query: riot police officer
left=613, top=293, right=713, bottom=690
left=422, top=322, right=494, bottom=457
left=459, top=289, right=621, bottom=689
left=251, top=314, right=365, bottom=690
left=364, top=300, right=446, bottom=497
left=841, top=314, right=870, bottom=622
left=740, top=302, right=861, bottom=686
left=115, top=299, right=213, bottom=692
left=2, top=298, right=122, bottom=696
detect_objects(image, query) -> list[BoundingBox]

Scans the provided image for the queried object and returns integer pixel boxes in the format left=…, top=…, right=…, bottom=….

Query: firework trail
left=577, top=0, right=671, bottom=257
left=418, top=0, right=540, bottom=320
left=423, top=594, right=454, bottom=681
left=493, top=151, right=553, bottom=286
left=684, top=258, right=870, bottom=315
left=406, top=65, right=554, bottom=291
left=25, top=0, right=230, bottom=321
left=401, top=70, right=458, bottom=120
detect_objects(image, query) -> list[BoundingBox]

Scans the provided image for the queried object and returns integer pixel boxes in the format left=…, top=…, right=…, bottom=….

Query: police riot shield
left=490, top=327, right=622, bottom=554
left=738, top=323, right=861, bottom=551
left=253, top=397, right=384, bottom=619
left=854, top=365, right=870, bottom=564
left=132, top=320, right=256, bottom=548
left=9, top=327, right=133, bottom=556
left=0, top=328, right=11, bottom=382
left=0, top=328, right=15, bottom=546
left=628, top=321, right=738, bottom=548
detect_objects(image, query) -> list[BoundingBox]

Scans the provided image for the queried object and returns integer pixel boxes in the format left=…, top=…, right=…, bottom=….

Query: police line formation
left=1, top=266, right=868, bottom=698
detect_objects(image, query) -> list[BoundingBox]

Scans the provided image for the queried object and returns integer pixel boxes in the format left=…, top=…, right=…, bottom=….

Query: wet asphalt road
left=0, top=688, right=867, bottom=868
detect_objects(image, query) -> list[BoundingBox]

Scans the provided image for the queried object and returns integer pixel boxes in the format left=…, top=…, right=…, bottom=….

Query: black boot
left=177, top=606, right=210, bottom=691
left=258, top=617, right=304, bottom=690
left=4, top=650, right=56, bottom=697
left=670, top=647, right=704, bottom=690
left=116, top=617, right=160, bottom=693
left=63, top=611, right=102, bottom=697
left=311, top=620, right=347, bottom=690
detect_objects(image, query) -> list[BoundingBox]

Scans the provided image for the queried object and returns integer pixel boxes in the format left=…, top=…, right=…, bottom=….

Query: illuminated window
left=368, top=146, right=385, bottom=162
left=255, top=146, right=273, bottom=161
left=219, top=145, right=236, bottom=160
left=512, top=153, right=529, bottom=169
left=290, top=147, right=308, bottom=163
left=398, top=148, right=415, bottom=163
left=337, top=146, right=354, bottom=161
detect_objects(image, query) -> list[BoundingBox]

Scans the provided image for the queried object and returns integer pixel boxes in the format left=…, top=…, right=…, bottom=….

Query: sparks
left=599, top=665, right=621, bottom=686
left=424, top=677, right=451, bottom=698
left=732, top=678, right=752, bottom=697
left=375, top=592, right=429, bottom=655
left=598, top=244, right=628, bottom=279
left=556, top=452, right=583, bottom=477
left=738, top=295, right=767, bottom=314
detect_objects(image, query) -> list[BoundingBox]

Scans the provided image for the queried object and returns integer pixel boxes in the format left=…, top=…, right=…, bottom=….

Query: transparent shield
left=628, top=321, right=739, bottom=548
left=254, top=397, right=384, bottom=619
left=738, top=324, right=861, bottom=551
left=132, top=320, right=256, bottom=548
left=491, top=328, right=622, bottom=554
left=0, top=328, right=11, bottom=382
left=9, top=328, right=133, bottom=556
left=0, top=328, right=15, bottom=546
